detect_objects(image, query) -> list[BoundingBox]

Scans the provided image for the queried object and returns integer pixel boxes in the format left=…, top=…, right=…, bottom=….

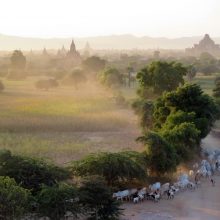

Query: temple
left=67, top=40, right=80, bottom=58
left=65, top=40, right=81, bottom=67
left=186, top=34, right=220, bottom=57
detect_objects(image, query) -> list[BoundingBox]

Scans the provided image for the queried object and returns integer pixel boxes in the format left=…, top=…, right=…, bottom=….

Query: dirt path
left=122, top=131, right=220, bottom=220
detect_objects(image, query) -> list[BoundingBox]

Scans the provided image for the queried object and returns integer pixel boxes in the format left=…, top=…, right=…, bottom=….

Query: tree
left=163, top=84, right=219, bottom=138
left=0, top=80, right=4, bottom=92
left=132, top=99, right=154, bottom=130
left=136, top=61, right=187, bottom=95
left=0, top=150, right=70, bottom=194
left=36, top=184, right=80, bottom=220
left=161, top=122, right=200, bottom=161
left=10, top=50, right=26, bottom=69
left=70, top=151, right=146, bottom=186
left=0, top=176, right=31, bottom=220
left=137, top=132, right=177, bottom=175
left=35, top=79, right=59, bottom=90
left=9, top=50, right=27, bottom=80
left=82, top=56, right=106, bottom=73
left=63, top=69, right=87, bottom=89
left=98, top=68, right=123, bottom=88
left=79, top=177, right=122, bottom=220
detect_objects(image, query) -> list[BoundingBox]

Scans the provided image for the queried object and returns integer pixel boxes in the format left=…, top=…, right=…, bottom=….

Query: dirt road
left=122, top=131, right=220, bottom=220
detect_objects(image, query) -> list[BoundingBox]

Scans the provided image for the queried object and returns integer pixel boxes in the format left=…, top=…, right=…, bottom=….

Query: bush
left=70, top=151, right=146, bottom=186
left=0, top=176, right=31, bottom=219
left=98, top=68, right=123, bottom=88
left=36, top=184, right=80, bottom=220
left=79, top=177, right=122, bottom=220
left=0, top=150, right=70, bottom=194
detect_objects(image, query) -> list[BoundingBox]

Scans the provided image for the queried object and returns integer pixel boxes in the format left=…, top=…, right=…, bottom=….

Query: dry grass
left=0, top=77, right=141, bottom=164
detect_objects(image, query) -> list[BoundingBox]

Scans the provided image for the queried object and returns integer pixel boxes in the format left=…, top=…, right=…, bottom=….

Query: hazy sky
left=0, top=0, right=219, bottom=38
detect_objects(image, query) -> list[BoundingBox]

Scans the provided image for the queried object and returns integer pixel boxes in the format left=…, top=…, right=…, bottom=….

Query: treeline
left=0, top=150, right=124, bottom=220
left=133, top=61, right=219, bottom=175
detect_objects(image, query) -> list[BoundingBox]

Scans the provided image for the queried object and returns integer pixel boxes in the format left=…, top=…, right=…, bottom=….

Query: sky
left=0, top=0, right=219, bottom=38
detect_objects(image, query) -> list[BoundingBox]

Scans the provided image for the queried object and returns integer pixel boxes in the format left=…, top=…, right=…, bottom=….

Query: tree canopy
left=70, top=151, right=146, bottom=186
left=136, top=61, right=187, bottom=95
left=98, top=67, right=123, bottom=88
left=0, top=176, right=31, bottom=220
left=36, top=183, right=80, bottom=220
left=79, top=177, right=122, bottom=220
left=82, top=56, right=106, bottom=73
left=137, top=132, right=177, bottom=175
left=0, top=150, right=70, bottom=194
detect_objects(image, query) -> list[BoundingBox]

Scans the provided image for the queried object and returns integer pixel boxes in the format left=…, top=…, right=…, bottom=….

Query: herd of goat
left=113, top=148, right=220, bottom=204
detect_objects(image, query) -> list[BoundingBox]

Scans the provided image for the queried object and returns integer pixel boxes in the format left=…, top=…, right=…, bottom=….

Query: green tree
left=161, top=122, right=200, bottom=161
left=98, top=68, right=123, bottom=88
left=70, top=152, right=146, bottom=186
left=36, top=184, right=80, bottom=220
left=0, top=176, right=31, bottom=220
left=136, top=61, right=187, bottom=95
left=163, top=84, right=219, bottom=138
left=79, top=177, right=122, bottom=220
left=0, top=150, right=70, bottom=194
left=137, top=132, right=177, bottom=175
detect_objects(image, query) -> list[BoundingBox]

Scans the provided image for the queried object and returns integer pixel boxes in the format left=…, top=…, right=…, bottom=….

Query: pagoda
left=186, top=34, right=220, bottom=57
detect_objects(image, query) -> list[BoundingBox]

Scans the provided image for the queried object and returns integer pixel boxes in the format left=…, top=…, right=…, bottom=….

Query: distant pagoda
left=186, top=34, right=220, bottom=57
left=42, top=47, right=49, bottom=56
left=67, top=40, right=80, bottom=58
left=65, top=39, right=81, bottom=66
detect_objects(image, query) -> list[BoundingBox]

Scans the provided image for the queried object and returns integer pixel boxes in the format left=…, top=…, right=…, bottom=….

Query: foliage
left=36, top=183, right=80, bottom=220
left=10, top=50, right=26, bottom=69
left=0, top=80, right=4, bottom=92
left=98, top=67, right=123, bottom=88
left=0, top=176, right=31, bottom=220
left=0, top=150, right=70, bottom=194
left=137, top=132, right=177, bottom=175
left=70, top=151, right=146, bottom=186
left=161, top=122, right=200, bottom=161
left=35, top=78, right=58, bottom=90
left=162, top=84, right=219, bottom=138
left=82, top=56, right=106, bottom=73
left=136, top=61, right=187, bottom=95
left=79, top=177, right=122, bottom=220
left=132, top=99, right=154, bottom=130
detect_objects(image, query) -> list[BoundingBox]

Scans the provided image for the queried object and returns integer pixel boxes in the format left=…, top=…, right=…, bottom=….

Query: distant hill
left=1, top=33, right=220, bottom=51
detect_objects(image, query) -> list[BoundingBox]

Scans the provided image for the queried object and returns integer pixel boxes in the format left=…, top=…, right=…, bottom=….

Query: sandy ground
left=122, top=131, right=220, bottom=220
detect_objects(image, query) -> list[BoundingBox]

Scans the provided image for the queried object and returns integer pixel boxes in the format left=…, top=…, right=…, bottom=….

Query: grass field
left=0, top=77, right=141, bottom=164
left=0, top=74, right=219, bottom=164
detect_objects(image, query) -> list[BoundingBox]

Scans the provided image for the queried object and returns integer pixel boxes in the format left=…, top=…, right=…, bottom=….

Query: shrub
left=0, top=176, right=31, bottom=219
